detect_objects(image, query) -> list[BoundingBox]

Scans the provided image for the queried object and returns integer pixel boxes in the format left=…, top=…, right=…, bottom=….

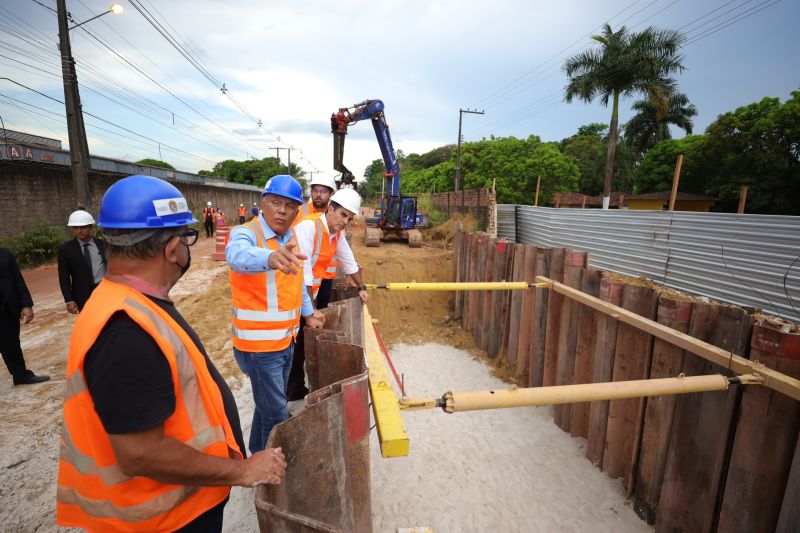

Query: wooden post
left=516, top=247, right=538, bottom=381
left=534, top=175, right=541, bottom=207
left=737, top=185, right=749, bottom=214
left=719, top=325, right=800, bottom=533
left=668, top=154, right=684, bottom=212
left=603, top=284, right=659, bottom=489
left=506, top=245, right=525, bottom=370
left=633, top=297, right=693, bottom=524
left=569, top=267, right=602, bottom=439
left=554, top=252, right=587, bottom=431
left=542, top=248, right=566, bottom=387
left=586, top=274, right=624, bottom=467
left=658, top=303, right=753, bottom=533
left=581, top=195, right=587, bottom=209
left=529, top=247, right=553, bottom=387
left=487, top=240, right=509, bottom=358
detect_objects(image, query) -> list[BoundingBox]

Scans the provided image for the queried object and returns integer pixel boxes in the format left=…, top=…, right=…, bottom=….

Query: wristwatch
left=358, top=285, right=367, bottom=291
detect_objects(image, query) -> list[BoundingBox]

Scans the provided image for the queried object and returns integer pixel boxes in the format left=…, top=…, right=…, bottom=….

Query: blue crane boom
left=331, top=100, right=421, bottom=246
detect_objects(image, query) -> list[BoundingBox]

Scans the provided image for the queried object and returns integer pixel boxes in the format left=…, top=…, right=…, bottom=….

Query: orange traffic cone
left=212, top=218, right=229, bottom=261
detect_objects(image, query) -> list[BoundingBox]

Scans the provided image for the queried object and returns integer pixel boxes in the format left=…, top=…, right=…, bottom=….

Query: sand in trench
left=370, top=343, right=652, bottom=533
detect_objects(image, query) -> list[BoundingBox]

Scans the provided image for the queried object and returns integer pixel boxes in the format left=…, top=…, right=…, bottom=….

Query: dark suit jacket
left=57, top=238, right=107, bottom=310
left=0, top=247, right=33, bottom=319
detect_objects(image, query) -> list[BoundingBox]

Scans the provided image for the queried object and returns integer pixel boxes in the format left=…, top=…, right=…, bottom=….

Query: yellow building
left=624, top=191, right=716, bottom=212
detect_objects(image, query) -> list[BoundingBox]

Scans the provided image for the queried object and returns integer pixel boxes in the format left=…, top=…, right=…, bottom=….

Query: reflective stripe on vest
left=229, top=219, right=303, bottom=352
left=307, top=214, right=341, bottom=298
left=56, top=281, right=238, bottom=532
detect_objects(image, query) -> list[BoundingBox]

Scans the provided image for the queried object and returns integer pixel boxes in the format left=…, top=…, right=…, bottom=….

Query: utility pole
left=58, top=0, right=91, bottom=209
left=269, top=146, right=293, bottom=175
left=455, top=108, right=484, bottom=192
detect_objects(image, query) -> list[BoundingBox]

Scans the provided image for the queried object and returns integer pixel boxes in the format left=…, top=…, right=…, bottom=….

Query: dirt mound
left=421, top=212, right=478, bottom=249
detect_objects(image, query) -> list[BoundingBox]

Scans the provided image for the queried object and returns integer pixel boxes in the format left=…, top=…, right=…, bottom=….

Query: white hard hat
left=67, top=210, right=95, bottom=227
left=310, top=174, right=337, bottom=191
left=240, top=203, right=244, bottom=207
left=207, top=201, right=212, bottom=207
left=330, top=188, right=362, bottom=215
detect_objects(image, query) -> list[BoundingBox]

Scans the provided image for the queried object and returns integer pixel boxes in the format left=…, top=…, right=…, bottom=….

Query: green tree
left=198, top=157, right=305, bottom=189
left=699, top=91, right=800, bottom=214
left=136, top=158, right=175, bottom=170
left=561, top=125, right=608, bottom=195
left=634, top=135, right=709, bottom=194
left=563, top=24, right=686, bottom=206
left=624, top=91, right=697, bottom=158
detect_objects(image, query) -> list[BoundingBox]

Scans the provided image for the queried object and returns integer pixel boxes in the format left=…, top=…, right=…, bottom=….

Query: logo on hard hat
left=168, top=200, right=178, bottom=213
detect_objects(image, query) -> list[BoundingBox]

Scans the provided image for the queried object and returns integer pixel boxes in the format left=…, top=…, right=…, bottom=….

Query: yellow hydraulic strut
left=365, top=281, right=547, bottom=291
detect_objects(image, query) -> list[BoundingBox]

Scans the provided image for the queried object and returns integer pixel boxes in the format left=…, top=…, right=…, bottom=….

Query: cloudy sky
left=1, top=0, right=797, bottom=184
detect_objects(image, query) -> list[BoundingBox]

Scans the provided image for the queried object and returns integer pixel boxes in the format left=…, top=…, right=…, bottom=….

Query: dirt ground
left=0, top=216, right=651, bottom=532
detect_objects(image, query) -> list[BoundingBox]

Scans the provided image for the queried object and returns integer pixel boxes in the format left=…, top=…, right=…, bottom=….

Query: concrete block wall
left=0, top=161, right=261, bottom=240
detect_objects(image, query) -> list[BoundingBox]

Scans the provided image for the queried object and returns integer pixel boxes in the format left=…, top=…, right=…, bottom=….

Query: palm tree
left=563, top=24, right=686, bottom=208
left=624, top=91, right=697, bottom=158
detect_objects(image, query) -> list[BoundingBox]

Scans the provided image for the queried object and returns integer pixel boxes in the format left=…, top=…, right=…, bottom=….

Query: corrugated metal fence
left=497, top=205, right=800, bottom=322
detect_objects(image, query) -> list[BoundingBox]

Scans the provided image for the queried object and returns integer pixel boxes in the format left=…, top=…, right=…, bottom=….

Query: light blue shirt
left=226, top=215, right=314, bottom=317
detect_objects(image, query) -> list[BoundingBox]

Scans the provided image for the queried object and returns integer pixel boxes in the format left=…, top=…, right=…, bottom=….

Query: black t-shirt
left=84, top=294, right=245, bottom=532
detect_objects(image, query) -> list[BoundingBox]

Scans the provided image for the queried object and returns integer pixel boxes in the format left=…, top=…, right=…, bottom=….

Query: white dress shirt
left=293, top=214, right=359, bottom=287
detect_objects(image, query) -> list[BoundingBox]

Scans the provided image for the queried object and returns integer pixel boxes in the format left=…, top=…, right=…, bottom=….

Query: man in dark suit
left=0, top=247, right=50, bottom=385
left=58, top=210, right=107, bottom=313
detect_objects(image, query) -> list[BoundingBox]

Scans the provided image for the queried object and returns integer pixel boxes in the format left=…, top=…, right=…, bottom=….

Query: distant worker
left=203, top=201, right=216, bottom=238
left=288, top=187, right=368, bottom=400
left=217, top=210, right=227, bottom=227
left=0, top=247, right=49, bottom=386
left=292, top=174, right=336, bottom=227
left=56, top=175, right=286, bottom=532
left=226, top=174, right=324, bottom=453
left=238, top=203, right=247, bottom=225
left=251, top=202, right=259, bottom=220
left=293, top=175, right=338, bottom=309
left=57, top=210, right=107, bottom=313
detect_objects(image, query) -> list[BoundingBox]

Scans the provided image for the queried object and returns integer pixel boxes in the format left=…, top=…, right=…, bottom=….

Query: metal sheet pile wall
left=497, top=205, right=800, bottom=322
left=451, top=225, right=800, bottom=532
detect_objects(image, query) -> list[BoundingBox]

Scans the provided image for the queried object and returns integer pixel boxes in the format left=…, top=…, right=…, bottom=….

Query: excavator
left=331, top=99, right=422, bottom=247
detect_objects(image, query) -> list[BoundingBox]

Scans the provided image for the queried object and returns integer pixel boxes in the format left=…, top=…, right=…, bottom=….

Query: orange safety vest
left=305, top=212, right=342, bottom=297
left=238, top=206, right=246, bottom=217
left=57, top=280, right=242, bottom=533
left=203, top=207, right=216, bottom=221
left=230, top=219, right=303, bottom=352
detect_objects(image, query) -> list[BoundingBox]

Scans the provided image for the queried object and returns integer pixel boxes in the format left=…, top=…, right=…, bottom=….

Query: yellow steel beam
left=365, top=281, right=546, bottom=291
left=363, top=304, right=409, bottom=457
left=537, top=275, right=800, bottom=402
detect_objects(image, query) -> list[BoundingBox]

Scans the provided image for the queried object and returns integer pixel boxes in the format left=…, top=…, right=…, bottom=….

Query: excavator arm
left=331, top=99, right=399, bottom=195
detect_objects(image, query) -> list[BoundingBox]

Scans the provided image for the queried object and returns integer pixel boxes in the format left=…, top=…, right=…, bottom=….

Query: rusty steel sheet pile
left=256, top=297, right=371, bottom=533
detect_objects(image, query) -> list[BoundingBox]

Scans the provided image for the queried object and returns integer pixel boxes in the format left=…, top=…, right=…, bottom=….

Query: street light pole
left=58, top=0, right=91, bottom=208
left=57, top=1, right=123, bottom=209
left=454, top=108, right=484, bottom=192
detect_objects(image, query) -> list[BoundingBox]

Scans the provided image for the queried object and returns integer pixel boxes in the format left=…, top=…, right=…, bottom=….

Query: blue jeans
left=234, top=345, right=294, bottom=454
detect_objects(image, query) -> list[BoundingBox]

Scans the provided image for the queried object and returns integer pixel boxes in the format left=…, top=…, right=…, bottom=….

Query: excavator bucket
left=255, top=298, right=371, bottom=533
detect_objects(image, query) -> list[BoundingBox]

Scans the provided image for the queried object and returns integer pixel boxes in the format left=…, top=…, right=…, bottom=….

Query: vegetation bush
left=7, top=223, right=66, bottom=268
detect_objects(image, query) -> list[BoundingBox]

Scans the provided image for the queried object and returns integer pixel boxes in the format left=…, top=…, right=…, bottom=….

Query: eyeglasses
left=178, top=228, right=199, bottom=246
left=310, top=188, right=331, bottom=196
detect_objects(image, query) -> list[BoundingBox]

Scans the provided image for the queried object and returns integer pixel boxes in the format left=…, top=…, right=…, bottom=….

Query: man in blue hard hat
left=57, top=175, right=286, bottom=532
left=226, top=174, right=325, bottom=454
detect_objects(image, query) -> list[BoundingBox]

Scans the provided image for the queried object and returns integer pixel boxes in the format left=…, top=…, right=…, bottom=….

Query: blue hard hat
left=98, top=175, right=198, bottom=228
left=262, top=175, right=303, bottom=204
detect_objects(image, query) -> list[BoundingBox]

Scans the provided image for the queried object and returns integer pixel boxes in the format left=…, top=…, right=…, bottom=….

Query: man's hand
left=267, top=242, right=307, bottom=275
left=66, top=302, right=79, bottom=315
left=357, top=290, right=369, bottom=305
left=305, top=310, right=325, bottom=329
left=238, top=447, right=287, bottom=487
left=20, top=307, right=33, bottom=324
